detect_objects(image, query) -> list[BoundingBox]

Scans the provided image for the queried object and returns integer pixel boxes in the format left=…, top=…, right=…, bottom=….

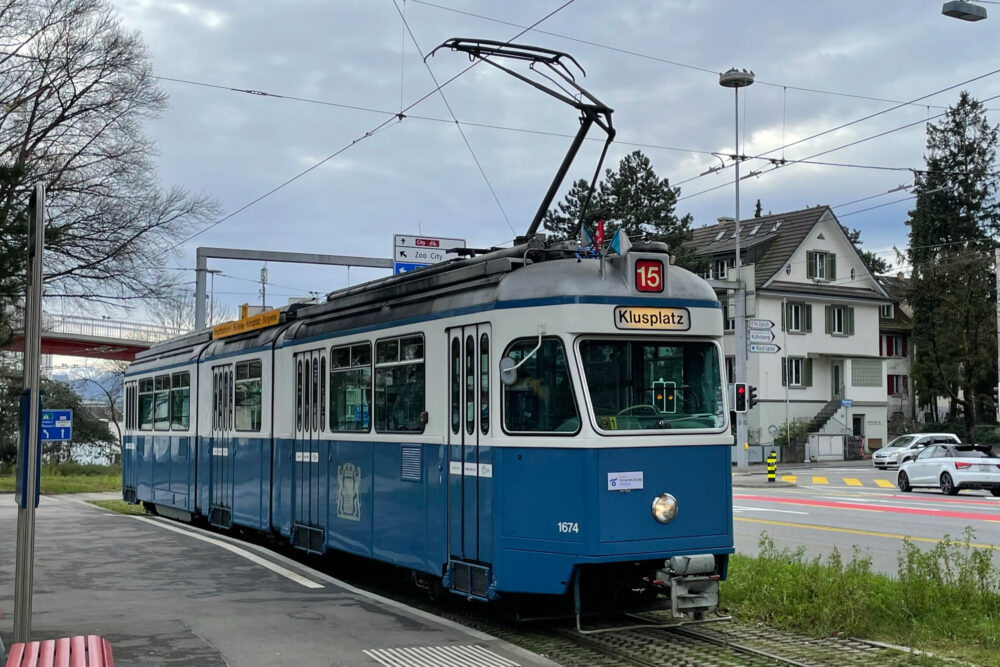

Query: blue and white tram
left=122, top=239, right=733, bottom=617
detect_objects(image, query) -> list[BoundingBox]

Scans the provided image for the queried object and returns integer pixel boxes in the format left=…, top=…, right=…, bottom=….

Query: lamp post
left=720, top=67, right=754, bottom=472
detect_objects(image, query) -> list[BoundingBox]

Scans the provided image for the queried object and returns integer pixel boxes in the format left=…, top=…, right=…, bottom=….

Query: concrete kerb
left=731, top=473, right=796, bottom=488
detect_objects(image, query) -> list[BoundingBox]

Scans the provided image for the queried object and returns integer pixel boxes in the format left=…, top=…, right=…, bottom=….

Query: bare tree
left=73, top=358, right=126, bottom=446
left=0, top=0, right=219, bottom=314
left=148, top=285, right=235, bottom=333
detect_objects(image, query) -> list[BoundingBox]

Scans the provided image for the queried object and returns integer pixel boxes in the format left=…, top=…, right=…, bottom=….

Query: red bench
left=4, top=635, right=114, bottom=667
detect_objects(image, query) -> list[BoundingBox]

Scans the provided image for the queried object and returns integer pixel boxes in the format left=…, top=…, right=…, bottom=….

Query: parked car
left=872, top=432, right=961, bottom=469
left=897, top=444, right=1000, bottom=496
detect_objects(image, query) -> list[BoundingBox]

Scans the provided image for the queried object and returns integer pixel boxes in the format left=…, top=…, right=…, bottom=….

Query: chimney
left=717, top=216, right=735, bottom=224
left=896, top=272, right=903, bottom=279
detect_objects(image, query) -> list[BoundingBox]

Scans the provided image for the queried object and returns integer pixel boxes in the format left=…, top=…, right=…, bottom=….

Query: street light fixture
left=942, top=1, right=987, bottom=20
left=719, top=67, right=754, bottom=473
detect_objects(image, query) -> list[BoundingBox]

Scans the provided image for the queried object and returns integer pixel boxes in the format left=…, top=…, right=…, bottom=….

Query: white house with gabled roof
left=687, top=205, right=893, bottom=460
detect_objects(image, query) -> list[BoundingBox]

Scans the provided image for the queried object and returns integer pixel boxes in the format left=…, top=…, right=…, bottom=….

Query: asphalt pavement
left=0, top=494, right=555, bottom=667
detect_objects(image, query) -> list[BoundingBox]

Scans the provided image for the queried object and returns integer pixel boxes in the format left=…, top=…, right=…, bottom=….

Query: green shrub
left=969, top=424, right=1000, bottom=444
left=724, top=530, right=1000, bottom=664
left=772, top=418, right=810, bottom=447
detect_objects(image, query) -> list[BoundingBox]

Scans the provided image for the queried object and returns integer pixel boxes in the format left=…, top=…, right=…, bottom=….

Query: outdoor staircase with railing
left=809, top=393, right=844, bottom=432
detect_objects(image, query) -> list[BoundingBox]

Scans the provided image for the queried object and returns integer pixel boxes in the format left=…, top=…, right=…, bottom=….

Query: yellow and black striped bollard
left=767, top=450, right=777, bottom=483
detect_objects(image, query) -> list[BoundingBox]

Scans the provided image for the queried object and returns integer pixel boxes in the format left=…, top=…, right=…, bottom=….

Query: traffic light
left=734, top=382, right=747, bottom=413
left=748, top=385, right=758, bottom=410
left=653, top=380, right=677, bottom=414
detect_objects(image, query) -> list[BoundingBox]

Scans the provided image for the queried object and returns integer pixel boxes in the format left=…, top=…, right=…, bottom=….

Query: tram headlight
left=651, top=493, right=678, bottom=524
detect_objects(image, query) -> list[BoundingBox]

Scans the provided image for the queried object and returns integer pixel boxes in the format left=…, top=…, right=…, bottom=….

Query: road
left=733, top=462, right=1000, bottom=574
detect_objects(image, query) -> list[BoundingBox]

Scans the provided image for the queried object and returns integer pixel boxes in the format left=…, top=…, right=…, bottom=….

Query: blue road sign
left=840, top=399, right=853, bottom=408
left=393, top=261, right=429, bottom=274
left=41, top=408, right=72, bottom=441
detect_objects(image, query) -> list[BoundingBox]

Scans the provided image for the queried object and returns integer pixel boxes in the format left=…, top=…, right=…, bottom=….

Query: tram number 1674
left=557, top=521, right=580, bottom=534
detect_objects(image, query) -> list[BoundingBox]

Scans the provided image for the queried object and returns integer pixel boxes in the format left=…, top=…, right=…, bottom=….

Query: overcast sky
left=105, top=0, right=1000, bottom=321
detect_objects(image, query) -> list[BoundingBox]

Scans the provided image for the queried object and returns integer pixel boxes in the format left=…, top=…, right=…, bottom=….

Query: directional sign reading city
left=748, top=330, right=775, bottom=343
left=747, top=318, right=775, bottom=330
left=748, top=343, right=781, bottom=354
left=40, top=409, right=72, bottom=442
left=393, top=234, right=466, bottom=274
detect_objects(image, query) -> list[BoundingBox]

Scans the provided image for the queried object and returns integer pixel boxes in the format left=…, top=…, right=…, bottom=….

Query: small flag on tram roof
left=579, top=224, right=595, bottom=250
left=609, top=228, right=632, bottom=255
left=595, top=219, right=605, bottom=246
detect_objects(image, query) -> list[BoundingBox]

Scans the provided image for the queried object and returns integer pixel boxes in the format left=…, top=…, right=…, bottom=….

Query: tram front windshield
left=580, top=339, right=724, bottom=431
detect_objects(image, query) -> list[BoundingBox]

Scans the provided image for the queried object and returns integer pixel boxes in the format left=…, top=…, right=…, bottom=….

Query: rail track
left=178, top=516, right=955, bottom=667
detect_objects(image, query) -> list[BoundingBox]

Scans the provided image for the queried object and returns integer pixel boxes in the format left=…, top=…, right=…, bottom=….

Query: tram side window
left=153, top=375, right=170, bottom=431
left=138, top=379, right=154, bottom=430
left=330, top=343, right=371, bottom=432
left=235, top=360, right=262, bottom=431
left=170, top=372, right=190, bottom=430
left=375, top=335, right=425, bottom=433
left=502, top=337, right=579, bottom=434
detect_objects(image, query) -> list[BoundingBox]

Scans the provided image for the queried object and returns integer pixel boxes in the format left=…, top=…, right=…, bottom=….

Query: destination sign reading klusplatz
left=613, top=306, right=691, bottom=330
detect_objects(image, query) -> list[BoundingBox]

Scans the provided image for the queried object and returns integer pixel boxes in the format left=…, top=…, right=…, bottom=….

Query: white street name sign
left=748, top=343, right=781, bottom=354
left=747, top=319, right=775, bottom=330
left=748, top=330, right=775, bottom=343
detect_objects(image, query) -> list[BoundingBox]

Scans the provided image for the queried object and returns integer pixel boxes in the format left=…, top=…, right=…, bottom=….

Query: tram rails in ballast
left=122, top=238, right=733, bottom=617
left=121, top=39, right=734, bottom=620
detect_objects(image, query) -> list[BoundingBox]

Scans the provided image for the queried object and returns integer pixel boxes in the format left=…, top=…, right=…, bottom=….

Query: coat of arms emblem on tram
left=337, top=463, right=361, bottom=521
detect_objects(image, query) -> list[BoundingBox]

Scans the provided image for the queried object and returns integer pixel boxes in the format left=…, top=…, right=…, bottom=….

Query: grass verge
left=0, top=464, right=121, bottom=494
left=723, top=530, right=1000, bottom=666
left=89, top=499, right=146, bottom=515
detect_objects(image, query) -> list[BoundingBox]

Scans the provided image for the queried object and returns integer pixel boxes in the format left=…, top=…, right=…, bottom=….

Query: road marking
left=874, top=479, right=896, bottom=488
left=734, top=505, right=808, bottom=515
left=734, top=517, right=1000, bottom=551
left=134, top=517, right=324, bottom=589
left=844, top=477, right=862, bottom=486
left=812, top=476, right=829, bottom=484
left=734, top=494, right=1000, bottom=522
left=780, top=475, right=797, bottom=483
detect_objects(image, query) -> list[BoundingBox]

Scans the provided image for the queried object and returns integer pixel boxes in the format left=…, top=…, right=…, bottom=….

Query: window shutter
left=887, top=374, right=892, bottom=394
left=879, top=335, right=883, bottom=356
left=781, top=358, right=787, bottom=386
left=828, top=255, right=837, bottom=280
left=804, top=358, right=813, bottom=387
left=847, top=307, right=855, bottom=335
left=903, top=376, right=908, bottom=393
left=825, top=306, right=832, bottom=334
left=804, top=304, right=812, bottom=332
left=806, top=251, right=815, bottom=279
left=901, top=337, right=907, bottom=357
left=780, top=303, right=786, bottom=331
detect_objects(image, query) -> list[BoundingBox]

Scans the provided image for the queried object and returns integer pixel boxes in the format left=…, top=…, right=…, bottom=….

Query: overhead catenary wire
left=166, top=0, right=579, bottom=251
left=391, top=0, right=515, bottom=235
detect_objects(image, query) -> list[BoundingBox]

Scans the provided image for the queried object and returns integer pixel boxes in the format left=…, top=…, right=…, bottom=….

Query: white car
left=897, top=444, right=1000, bottom=496
left=873, top=433, right=962, bottom=469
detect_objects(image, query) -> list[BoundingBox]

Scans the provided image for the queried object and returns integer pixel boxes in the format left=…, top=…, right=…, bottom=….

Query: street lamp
left=720, top=67, right=754, bottom=472
left=942, top=1, right=987, bottom=21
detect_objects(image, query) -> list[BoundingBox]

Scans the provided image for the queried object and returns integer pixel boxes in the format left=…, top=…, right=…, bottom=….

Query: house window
left=852, top=359, right=882, bottom=387
left=749, top=224, right=762, bottom=236
left=825, top=305, right=855, bottom=336
left=722, top=302, right=735, bottom=331
left=880, top=304, right=894, bottom=318
left=714, top=230, right=725, bottom=241
left=882, top=335, right=906, bottom=357
left=888, top=374, right=908, bottom=396
left=782, top=357, right=812, bottom=387
left=714, top=258, right=730, bottom=280
left=806, top=251, right=836, bottom=281
left=725, top=356, right=735, bottom=384
left=782, top=302, right=811, bottom=333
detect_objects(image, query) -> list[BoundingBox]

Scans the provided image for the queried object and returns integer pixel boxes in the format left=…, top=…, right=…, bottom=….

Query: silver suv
left=873, top=433, right=961, bottom=469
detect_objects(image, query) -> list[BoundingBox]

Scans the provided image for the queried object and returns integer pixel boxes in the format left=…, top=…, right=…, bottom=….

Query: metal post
left=995, top=248, right=1000, bottom=423
left=14, top=183, right=46, bottom=642
left=195, top=253, right=207, bottom=330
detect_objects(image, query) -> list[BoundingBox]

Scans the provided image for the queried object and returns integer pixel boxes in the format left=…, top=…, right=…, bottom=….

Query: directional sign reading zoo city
left=41, top=409, right=72, bottom=442
left=748, top=330, right=775, bottom=343
left=748, top=343, right=781, bottom=354
left=747, top=318, right=775, bottom=330
left=393, top=234, right=466, bottom=274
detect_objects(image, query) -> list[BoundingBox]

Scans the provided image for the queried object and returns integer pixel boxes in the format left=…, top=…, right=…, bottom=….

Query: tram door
left=447, top=324, right=492, bottom=566
left=292, top=349, right=326, bottom=552
left=209, top=364, right=234, bottom=528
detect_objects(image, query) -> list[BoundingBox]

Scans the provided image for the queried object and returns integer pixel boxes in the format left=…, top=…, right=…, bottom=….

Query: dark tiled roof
left=876, top=275, right=912, bottom=332
left=762, top=281, right=885, bottom=302
left=686, top=206, right=829, bottom=288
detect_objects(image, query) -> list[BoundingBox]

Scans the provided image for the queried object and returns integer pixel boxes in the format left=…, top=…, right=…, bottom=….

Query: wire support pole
left=732, top=83, right=749, bottom=472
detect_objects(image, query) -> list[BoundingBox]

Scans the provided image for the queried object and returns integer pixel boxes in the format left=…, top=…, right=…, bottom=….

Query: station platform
left=0, top=494, right=556, bottom=666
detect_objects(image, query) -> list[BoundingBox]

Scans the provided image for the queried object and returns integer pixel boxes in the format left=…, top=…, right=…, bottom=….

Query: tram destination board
left=393, top=234, right=466, bottom=274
